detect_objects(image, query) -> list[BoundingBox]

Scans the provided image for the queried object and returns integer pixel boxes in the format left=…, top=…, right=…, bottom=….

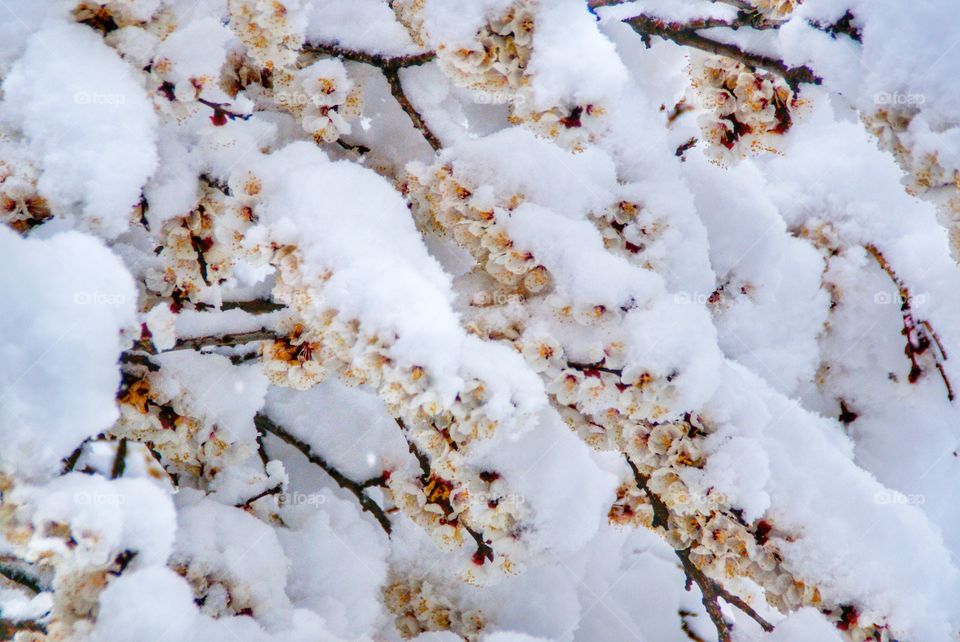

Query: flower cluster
left=509, top=102, right=609, bottom=153
left=554, top=364, right=895, bottom=637
left=228, top=1, right=362, bottom=145
left=253, top=246, right=533, bottom=580
left=145, top=177, right=254, bottom=308
left=284, top=59, right=363, bottom=144
left=426, top=2, right=535, bottom=95
left=0, top=156, right=51, bottom=235
left=170, top=561, right=256, bottom=620
left=113, top=364, right=244, bottom=485
left=0, top=472, right=144, bottom=640
left=752, top=0, right=802, bottom=21
left=238, top=184, right=536, bottom=583
left=404, top=163, right=551, bottom=297
left=690, top=53, right=798, bottom=161
left=864, top=109, right=960, bottom=258
left=395, top=0, right=605, bottom=151
left=383, top=576, right=485, bottom=640
left=613, top=419, right=897, bottom=640
left=403, top=145, right=899, bottom=639
left=228, top=0, right=304, bottom=72
left=591, top=196, right=672, bottom=275
left=73, top=0, right=160, bottom=31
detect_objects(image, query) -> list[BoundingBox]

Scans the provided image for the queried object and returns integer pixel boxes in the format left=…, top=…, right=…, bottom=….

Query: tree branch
left=304, top=43, right=436, bottom=70
left=0, top=564, right=42, bottom=594
left=866, top=244, right=954, bottom=401
left=383, top=67, right=443, bottom=152
left=305, top=42, right=443, bottom=151
left=396, top=418, right=494, bottom=565
left=62, top=442, right=85, bottom=474
left=221, top=299, right=286, bottom=314
left=0, top=618, right=46, bottom=638
left=567, top=361, right=624, bottom=377
left=110, top=438, right=127, bottom=479
left=623, top=14, right=820, bottom=90
left=254, top=413, right=392, bottom=534
left=168, top=329, right=281, bottom=353
left=234, top=484, right=283, bottom=509
left=626, top=456, right=774, bottom=639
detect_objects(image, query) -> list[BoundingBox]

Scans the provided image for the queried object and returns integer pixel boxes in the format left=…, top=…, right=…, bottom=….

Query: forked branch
left=255, top=413, right=393, bottom=534
left=626, top=456, right=774, bottom=640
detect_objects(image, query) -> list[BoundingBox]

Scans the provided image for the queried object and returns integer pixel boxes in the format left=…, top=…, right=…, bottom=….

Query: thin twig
left=119, top=352, right=160, bottom=371
left=169, top=329, right=281, bottom=353
left=255, top=413, right=392, bottom=534
left=304, top=43, right=435, bottom=70
left=383, top=67, right=443, bottom=152
left=679, top=608, right=707, bottom=642
left=567, top=361, right=625, bottom=377
left=0, top=564, right=42, bottom=594
left=866, top=244, right=954, bottom=401
left=626, top=456, right=774, bottom=639
left=235, top=484, right=283, bottom=509
left=624, top=14, right=820, bottom=90
left=62, top=442, right=85, bottom=474
left=398, top=418, right=432, bottom=483
left=221, top=300, right=286, bottom=314
left=110, top=438, right=127, bottom=479
left=336, top=138, right=372, bottom=155
left=305, top=42, right=442, bottom=151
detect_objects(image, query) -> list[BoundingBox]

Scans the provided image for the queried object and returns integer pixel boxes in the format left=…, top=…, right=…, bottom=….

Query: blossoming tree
left=2, top=1, right=960, bottom=641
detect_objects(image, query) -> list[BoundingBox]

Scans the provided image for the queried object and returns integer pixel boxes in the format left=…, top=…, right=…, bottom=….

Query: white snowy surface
left=1, top=22, right=158, bottom=238
left=3, top=1, right=960, bottom=641
left=0, top=228, right=136, bottom=479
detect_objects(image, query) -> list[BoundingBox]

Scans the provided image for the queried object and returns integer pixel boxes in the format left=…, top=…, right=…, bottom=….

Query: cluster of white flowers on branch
left=3, top=1, right=960, bottom=642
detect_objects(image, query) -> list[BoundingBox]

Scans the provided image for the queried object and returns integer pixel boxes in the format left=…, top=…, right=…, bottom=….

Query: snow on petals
left=1, top=22, right=158, bottom=239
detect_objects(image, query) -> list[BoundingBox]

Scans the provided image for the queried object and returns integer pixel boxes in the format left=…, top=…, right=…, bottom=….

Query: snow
left=153, top=351, right=268, bottom=448
left=172, top=491, right=296, bottom=627
left=703, top=361, right=960, bottom=639
left=306, top=0, right=424, bottom=56
left=154, top=17, right=234, bottom=101
left=421, top=0, right=518, bottom=47
left=506, top=202, right=661, bottom=309
left=443, top=128, right=618, bottom=220
left=527, top=0, right=627, bottom=110
left=265, top=382, right=410, bottom=482
left=92, top=566, right=199, bottom=642
left=10, top=473, right=177, bottom=568
left=470, top=407, right=618, bottom=557
left=1, top=22, right=158, bottom=238
left=0, top=228, right=136, bottom=480
left=278, top=492, right=390, bottom=638
left=6, top=2, right=960, bottom=641
left=245, top=142, right=545, bottom=421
